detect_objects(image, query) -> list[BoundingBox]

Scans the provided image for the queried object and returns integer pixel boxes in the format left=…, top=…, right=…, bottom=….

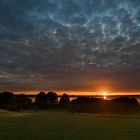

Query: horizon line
left=0, top=90, right=140, bottom=96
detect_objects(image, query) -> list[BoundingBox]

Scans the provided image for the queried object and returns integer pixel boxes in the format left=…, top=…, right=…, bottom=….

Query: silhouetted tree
left=59, top=93, right=70, bottom=109
left=46, top=92, right=58, bottom=108
left=70, top=96, right=140, bottom=114
left=15, top=94, right=32, bottom=109
left=0, top=91, right=15, bottom=110
left=0, top=92, right=33, bottom=110
left=35, top=92, right=47, bottom=109
left=70, top=97, right=99, bottom=113
left=111, top=97, right=140, bottom=113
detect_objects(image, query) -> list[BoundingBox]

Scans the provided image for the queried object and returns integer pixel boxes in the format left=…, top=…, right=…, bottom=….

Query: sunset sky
left=0, top=0, right=140, bottom=95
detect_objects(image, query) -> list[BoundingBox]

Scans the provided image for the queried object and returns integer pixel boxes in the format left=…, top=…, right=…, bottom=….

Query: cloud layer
left=0, top=0, right=140, bottom=93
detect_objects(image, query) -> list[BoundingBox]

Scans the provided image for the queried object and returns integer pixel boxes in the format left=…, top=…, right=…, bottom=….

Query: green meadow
left=0, top=110, right=140, bottom=140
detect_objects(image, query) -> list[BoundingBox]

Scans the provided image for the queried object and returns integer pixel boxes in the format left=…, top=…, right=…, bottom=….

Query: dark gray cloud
left=0, top=0, right=140, bottom=93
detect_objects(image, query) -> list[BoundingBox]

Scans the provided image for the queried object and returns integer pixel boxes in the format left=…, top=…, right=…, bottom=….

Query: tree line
left=0, top=91, right=70, bottom=111
left=0, top=91, right=139, bottom=114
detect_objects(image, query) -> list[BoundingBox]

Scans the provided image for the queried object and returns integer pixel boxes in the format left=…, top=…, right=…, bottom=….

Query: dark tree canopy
left=35, top=91, right=58, bottom=109
left=0, top=92, right=32, bottom=110
left=59, top=93, right=70, bottom=109
left=46, top=92, right=58, bottom=108
left=71, top=97, right=140, bottom=113
left=35, top=92, right=47, bottom=108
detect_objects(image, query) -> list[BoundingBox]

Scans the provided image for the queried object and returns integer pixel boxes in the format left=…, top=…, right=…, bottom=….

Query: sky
left=0, top=0, right=140, bottom=94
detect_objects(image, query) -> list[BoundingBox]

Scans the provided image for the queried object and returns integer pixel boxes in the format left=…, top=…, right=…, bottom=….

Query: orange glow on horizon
left=102, top=92, right=107, bottom=99
left=12, top=90, right=140, bottom=95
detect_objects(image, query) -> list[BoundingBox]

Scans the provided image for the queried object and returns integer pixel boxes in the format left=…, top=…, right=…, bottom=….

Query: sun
left=103, top=92, right=107, bottom=96
left=102, top=92, right=107, bottom=100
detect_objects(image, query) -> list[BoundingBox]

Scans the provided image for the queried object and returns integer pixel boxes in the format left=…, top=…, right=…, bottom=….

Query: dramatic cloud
left=0, top=0, right=140, bottom=93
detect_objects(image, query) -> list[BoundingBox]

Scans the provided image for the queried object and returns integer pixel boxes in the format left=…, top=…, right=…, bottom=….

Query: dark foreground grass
left=0, top=110, right=140, bottom=140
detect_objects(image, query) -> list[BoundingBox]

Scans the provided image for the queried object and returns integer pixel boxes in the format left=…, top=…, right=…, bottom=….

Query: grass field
left=0, top=110, right=140, bottom=140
